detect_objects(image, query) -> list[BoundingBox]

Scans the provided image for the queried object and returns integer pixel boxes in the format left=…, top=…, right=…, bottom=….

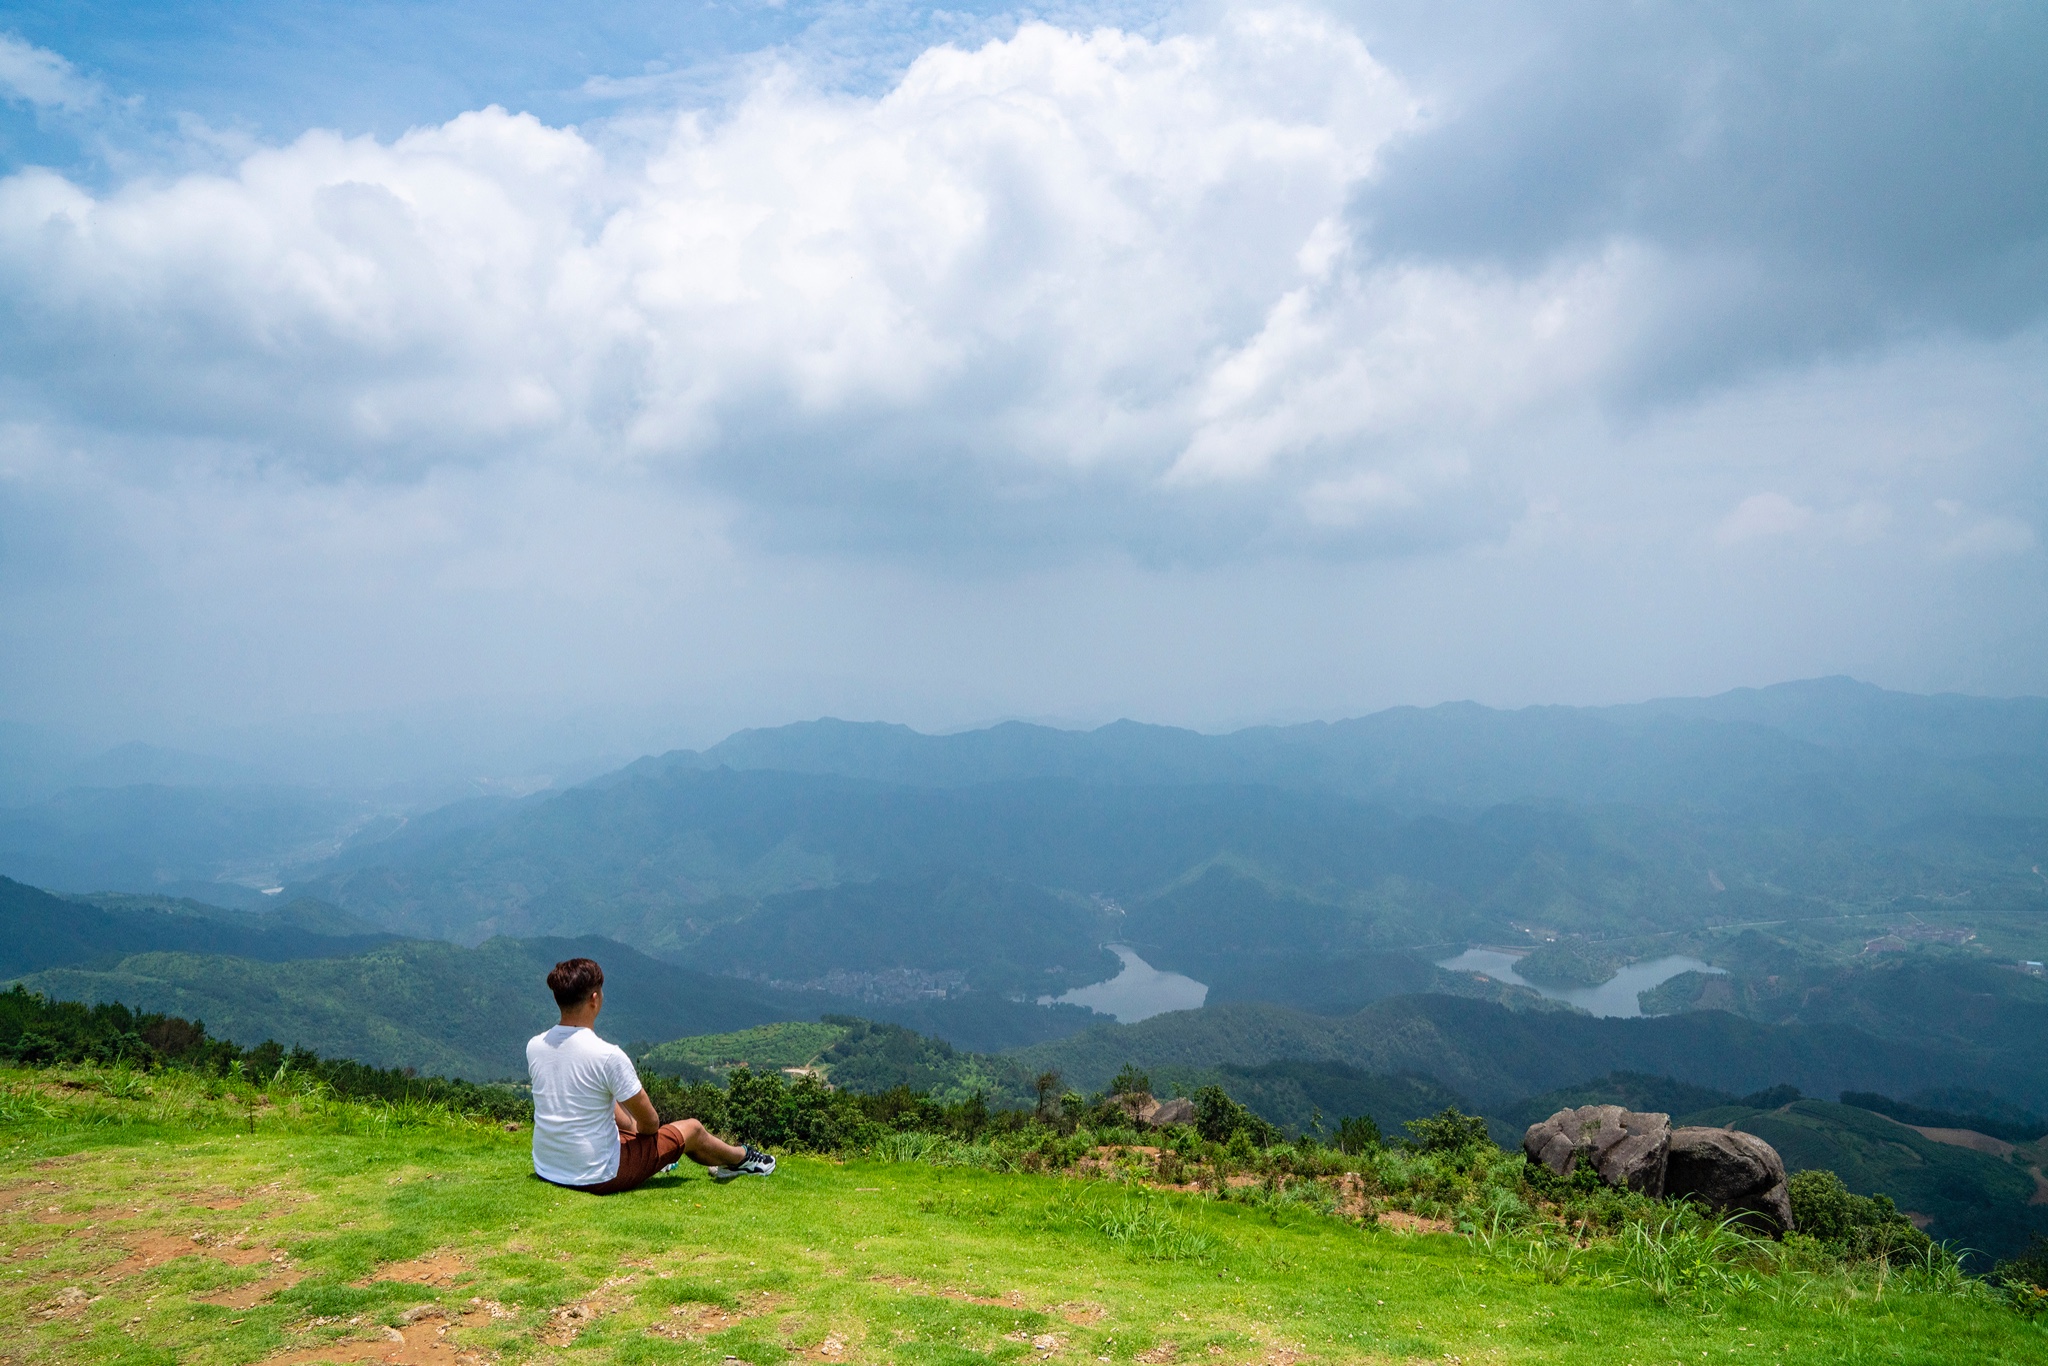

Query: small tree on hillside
left=1110, top=1064, right=1152, bottom=1096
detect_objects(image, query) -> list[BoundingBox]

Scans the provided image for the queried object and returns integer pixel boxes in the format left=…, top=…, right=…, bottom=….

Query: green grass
left=2, top=1068, right=2043, bottom=1366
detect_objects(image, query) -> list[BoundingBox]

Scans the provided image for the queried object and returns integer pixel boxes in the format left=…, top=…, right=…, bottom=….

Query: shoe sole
left=712, top=1165, right=774, bottom=1183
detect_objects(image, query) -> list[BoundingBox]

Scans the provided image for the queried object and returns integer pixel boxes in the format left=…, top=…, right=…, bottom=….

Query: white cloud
left=0, top=9, right=1673, bottom=557
left=1932, top=502, right=2037, bottom=560
left=1716, top=492, right=1812, bottom=545
left=0, top=33, right=101, bottom=113
left=2, top=5, right=2047, bottom=745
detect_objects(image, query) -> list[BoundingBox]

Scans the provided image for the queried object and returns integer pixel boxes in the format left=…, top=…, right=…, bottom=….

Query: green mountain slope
left=1703, top=1100, right=2048, bottom=1264
left=270, top=684, right=2048, bottom=1028
left=13, top=935, right=802, bottom=1079
left=0, top=875, right=396, bottom=977
left=1009, top=994, right=2032, bottom=1113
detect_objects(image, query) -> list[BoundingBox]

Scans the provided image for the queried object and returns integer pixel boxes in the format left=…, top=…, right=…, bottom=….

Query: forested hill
left=624, top=676, right=2048, bottom=807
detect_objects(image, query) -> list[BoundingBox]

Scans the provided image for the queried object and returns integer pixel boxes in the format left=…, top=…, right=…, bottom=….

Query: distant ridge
left=615, top=678, right=2048, bottom=808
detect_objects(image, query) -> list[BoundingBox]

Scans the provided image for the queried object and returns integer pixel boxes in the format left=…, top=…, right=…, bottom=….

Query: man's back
left=527, top=1024, right=642, bottom=1186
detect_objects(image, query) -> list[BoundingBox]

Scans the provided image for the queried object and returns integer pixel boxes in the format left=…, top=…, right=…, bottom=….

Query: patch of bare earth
left=357, top=1253, right=469, bottom=1288
left=35, top=1285, right=98, bottom=1319
left=1910, top=1126, right=2016, bottom=1158
left=259, top=1304, right=500, bottom=1365
left=1136, top=1341, right=1179, bottom=1362
left=1329, top=1174, right=1372, bottom=1219
left=1006, top=1330, right=1066, bottom=1358
left=1375, top=1212, right=1452, bottom=1236
left=101, top=1229, right=274, bottom=1280
left=866, top=1274, right=1026, bottom=1308
left=540, top=1275, right=636, bottom=1346
left=196, top=1260, right=306, bottom=1308
left=645, top=1290, right=777, bottom=1342
left=1054, top=1301, right=1107, bottom=1326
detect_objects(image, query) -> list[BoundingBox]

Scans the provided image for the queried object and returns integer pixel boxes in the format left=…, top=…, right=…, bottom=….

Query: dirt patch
left=540, top=1275, right=635, bottom=1346
left=2030, top=1168, right=2048, bottom=1207
left=196, top=1266, right=307, bottom=1308
left=102, top=1233, right=214, bottom=1278
left=259, top=1305, right=498, bottom=1365
left=1910, top=1126, right=2016, bottom=1158
left=807, top=1331, right=850, bottom=1358
left=1329, top=1174, right=1373, bottom=1220
left=33, top=1153, right=91, bottom=1170
left=645, top=1292, right=776, bottom=1342
left=866, top=1274, right=1025, bottom=1308
left=1054, top=1301, right=1107, bottom=1326
left=359, top=1254, right=468, bottom=1288
left=101, top=1231, right=273, bottom=1279
left=1136, top=1341, right=1179, bottom=1362
left=1375, top=1211, right=1452, bottom=1236
left=36, top=1285, right=98, bottom=1319
left=1008, top=1330, right=1066, bottom=1355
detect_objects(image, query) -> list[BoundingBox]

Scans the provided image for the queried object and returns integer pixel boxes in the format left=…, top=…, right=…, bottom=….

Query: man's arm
left=615, top=1089, right=659, bottom=1135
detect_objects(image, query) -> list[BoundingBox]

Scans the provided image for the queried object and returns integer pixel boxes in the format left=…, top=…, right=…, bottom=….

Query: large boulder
left=1665, top=1127, right=1794, bottom=1234
left=1522, top=1105, right=1671, bottom=1196
left=1110, top=1092, right=1196, bottom=1129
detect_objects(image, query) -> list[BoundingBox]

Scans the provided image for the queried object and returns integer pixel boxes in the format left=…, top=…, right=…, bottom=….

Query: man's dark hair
left=548, top=957, right=605, bottom=1009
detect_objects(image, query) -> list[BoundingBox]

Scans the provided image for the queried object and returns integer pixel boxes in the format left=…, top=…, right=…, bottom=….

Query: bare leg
left=672, top=1117, right=747, bottom=1168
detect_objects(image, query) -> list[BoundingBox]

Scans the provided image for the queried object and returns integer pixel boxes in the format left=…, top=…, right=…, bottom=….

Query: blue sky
left=0, top=1, right=2044, bottom=777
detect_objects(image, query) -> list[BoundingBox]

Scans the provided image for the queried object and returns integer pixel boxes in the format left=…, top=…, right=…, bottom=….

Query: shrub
left=1786, top=1169, right=1935, bottom=1266
left=1193, top=1085, right=1282, bottom=1147
left=1335, top=1114, right=1383, bottom=1154
left=1404, top=1107, right=1493, bottom=1154
left=1110, top=1064, right=1151, bottom=1096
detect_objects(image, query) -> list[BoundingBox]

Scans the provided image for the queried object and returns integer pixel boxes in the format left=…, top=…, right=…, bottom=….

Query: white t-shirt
left=526, top=1025, right=644, bottom=1186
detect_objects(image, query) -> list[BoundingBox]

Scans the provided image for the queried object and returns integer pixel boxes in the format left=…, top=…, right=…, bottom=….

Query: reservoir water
left=1044, top=946, right=1208, bottom=1022
left=1435, top=948, right=1722, bottom=1019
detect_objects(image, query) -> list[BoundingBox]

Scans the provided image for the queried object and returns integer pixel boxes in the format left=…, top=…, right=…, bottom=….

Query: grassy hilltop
left=5, top=1067, right=2046, bottom=1366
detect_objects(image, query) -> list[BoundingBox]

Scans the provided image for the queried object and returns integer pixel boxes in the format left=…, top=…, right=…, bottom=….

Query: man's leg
left=577, top=1119, right=750, bottom=1195
left=671, top=1118, right=746, bottom=1169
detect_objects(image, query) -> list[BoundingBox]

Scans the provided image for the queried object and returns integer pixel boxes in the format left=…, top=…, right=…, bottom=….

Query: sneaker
left=712, top=1146, right=776, bottom=1182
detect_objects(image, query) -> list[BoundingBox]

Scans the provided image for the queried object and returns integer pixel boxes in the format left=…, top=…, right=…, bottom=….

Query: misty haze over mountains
left=7, top=675, right=2048, bottom=1256
left=5, top=675, right=2045, bottom=923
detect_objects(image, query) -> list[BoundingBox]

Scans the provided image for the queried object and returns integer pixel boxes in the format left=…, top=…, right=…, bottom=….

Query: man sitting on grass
left=527, top=956, right=775, bottom=1193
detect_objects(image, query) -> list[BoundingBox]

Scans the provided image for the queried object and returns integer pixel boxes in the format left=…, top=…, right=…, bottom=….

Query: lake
left=1043, top=945, right=1208, bottom=1022
left=1435, top=947, right=1722, bottom=1019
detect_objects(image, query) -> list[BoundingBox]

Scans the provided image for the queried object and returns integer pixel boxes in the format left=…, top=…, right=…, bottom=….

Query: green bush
left=1193, top=1084, right=1282, bottom=1147
left=1786, top=1169, right=1936, bottom=1267
left=1991, top=1234, right=2048, bottom=1314
left=1404, top=1107, right=1493, bottom=1154
left=1334, top=1114, right=1383, bottom=1154
left=1109, top=1064, right=1151, bottom=1096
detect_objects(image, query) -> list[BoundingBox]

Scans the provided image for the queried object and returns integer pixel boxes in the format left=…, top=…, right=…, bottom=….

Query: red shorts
left=561, top=1122, right=690, bottom=1195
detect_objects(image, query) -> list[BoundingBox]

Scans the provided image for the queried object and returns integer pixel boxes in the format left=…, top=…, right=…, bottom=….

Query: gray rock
left=1110, top=1092, right=1197, bottom=1129
left=1522, top=1104, right=1671, bottom=1196
left=1111, top=1091, right=1160, bottom=1125
left=1666, top=1127, right=1794, bottom=1234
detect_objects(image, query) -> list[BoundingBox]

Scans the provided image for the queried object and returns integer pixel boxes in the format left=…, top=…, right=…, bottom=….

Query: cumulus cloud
left=0, top=1, right=2045, bottom=746
left=0, top=33, right=101, bottom=113
left=0, top=8, right=1650, bottom=561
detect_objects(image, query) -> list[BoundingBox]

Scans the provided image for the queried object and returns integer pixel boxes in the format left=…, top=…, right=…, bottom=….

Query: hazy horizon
left=6, top=673, right=2045, bottom=797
